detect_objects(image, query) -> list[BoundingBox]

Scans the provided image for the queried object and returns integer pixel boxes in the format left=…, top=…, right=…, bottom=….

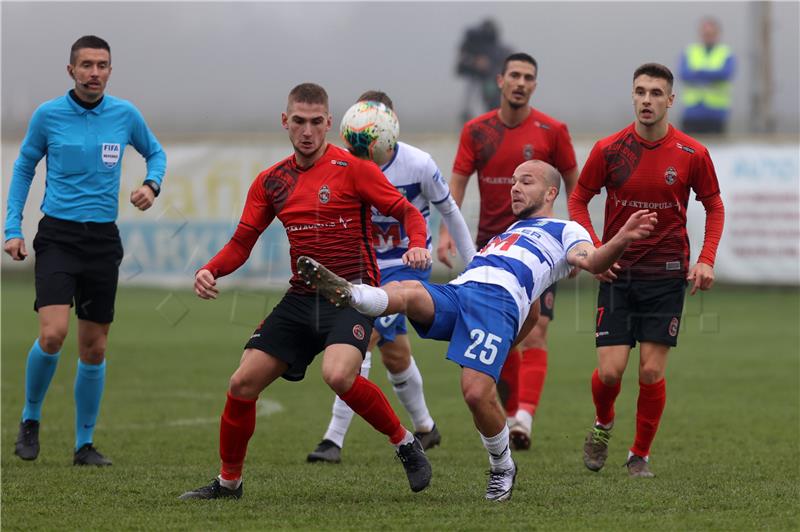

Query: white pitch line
left=92, top=398, right=285, bottom=431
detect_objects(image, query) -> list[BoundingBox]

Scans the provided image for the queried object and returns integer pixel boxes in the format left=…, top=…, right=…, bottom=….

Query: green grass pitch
left=2, top=276, right=798, bottom=530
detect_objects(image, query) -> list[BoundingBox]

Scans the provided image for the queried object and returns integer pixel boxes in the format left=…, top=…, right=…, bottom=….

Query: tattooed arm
left=567, top=209, right=658, bottom=274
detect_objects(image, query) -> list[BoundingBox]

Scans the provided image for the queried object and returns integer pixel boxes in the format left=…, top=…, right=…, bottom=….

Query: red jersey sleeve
left=690, top=147, right=722, bottom=200
left=568, top=141, right=606, bottom=246
left=691, top=148, right=724, bottom=266
left=357, top=161, right=427, bottom=249
left=553, top=122, right=578, bottom=174
left=576, top=141, right=607, bottom=193
left=202, top=173, right=276, bottom=278
left=452, top=124, right=476, bottom=176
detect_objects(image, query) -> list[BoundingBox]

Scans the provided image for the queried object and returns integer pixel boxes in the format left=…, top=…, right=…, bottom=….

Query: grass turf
left=2, top=276, right=798, bottom=530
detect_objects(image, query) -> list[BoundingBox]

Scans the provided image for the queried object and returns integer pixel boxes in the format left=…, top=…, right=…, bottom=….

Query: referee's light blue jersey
left=4, top=91, right=166, bottom=240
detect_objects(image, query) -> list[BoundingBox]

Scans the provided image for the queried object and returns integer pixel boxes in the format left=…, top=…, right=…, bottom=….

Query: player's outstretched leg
left=297, top=256, right=353, bottom=308
left=297, top=256, right=389, bottom=317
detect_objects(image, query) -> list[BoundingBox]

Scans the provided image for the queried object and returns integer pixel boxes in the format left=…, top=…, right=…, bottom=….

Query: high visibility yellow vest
left=683, top=43, right=733, bottom=110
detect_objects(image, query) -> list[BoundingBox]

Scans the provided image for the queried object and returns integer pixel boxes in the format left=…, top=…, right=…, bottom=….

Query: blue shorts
left=374, top=265, right=431, bottom=346
left=410, top=281, right=519, bottom=382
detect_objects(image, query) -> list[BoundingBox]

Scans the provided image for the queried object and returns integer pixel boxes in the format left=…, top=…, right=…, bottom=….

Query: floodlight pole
left=749, top=1, right=776, bottom=133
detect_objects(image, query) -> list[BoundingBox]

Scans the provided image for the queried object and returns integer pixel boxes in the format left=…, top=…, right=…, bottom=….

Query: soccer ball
left=340, top=101, right=399, bottom=166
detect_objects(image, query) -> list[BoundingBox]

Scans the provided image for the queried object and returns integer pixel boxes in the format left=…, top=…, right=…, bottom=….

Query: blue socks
left=74, top=359, right=106, bottom=450
left=21, top=338, right=108, bottom=450
left=21, top=339, right=61, bottom=422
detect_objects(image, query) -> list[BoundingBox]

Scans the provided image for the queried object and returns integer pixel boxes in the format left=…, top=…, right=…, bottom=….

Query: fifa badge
left=102, top=143, right=121, bottom=168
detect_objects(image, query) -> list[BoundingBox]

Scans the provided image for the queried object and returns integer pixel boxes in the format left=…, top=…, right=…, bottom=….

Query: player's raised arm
left=568, top=210, right=658, bottom=274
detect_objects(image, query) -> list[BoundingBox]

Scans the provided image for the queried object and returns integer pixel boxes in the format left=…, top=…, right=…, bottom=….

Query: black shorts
left=595, top=278, right=687, bottom=348
left=245, top=292, right=373, bottom=382
left=539, top=282, right=557, bottom=321
left=33, top=215, right=124, bottom=324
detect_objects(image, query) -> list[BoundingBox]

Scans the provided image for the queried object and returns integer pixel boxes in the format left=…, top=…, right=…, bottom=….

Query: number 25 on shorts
left=464, top=329, right=502, bottom=365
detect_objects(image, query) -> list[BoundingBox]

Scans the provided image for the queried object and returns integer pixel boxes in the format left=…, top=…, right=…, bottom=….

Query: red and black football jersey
left=203, top=144, right=427, bottom=292
left=453, top=107, right=577, bottom=245
left=571, top=123, right=721, bottom=278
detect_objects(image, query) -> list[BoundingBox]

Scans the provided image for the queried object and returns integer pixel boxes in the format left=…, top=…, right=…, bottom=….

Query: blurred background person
left=679, top=16, right=736, bottom=134
left=455, top=18, right=511, bottom=124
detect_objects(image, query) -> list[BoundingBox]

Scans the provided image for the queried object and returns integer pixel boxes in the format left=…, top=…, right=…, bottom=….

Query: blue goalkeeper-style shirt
left=4, top=90, right=167, bottom=241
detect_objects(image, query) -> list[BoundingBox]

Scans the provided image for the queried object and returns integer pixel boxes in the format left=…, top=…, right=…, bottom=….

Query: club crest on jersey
left=664, top=166, right=678, bottom=185
left=523, top=144, right=534, bottom=160
left=352, top=324, right=366, bottom=341
left=668, top=317, right=680, bottom=337
left=319, top=184, right=330, bottom=204
left=101, top=143, right=120, bottom=168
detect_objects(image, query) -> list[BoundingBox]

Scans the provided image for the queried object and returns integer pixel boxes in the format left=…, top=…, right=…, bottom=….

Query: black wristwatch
left=143, top=180, right=161, bottom=197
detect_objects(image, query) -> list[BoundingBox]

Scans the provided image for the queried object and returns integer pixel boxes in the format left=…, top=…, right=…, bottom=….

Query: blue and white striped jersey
left=451, top=217, right=592, bottom=331
left=372, top=141, right=454, bottom=269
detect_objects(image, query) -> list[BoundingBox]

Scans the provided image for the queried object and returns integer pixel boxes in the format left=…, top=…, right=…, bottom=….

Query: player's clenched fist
left=402, top=246, right=432, bottom=270
left=4, top=238, right=28, bottom=261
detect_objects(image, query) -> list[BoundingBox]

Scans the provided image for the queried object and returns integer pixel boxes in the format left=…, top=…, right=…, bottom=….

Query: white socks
left=350, top=284, right=389, bottom=317
left=393, top=429, right=415, bottom=449
left=513, top=410, right=533, bottom=433
left=218, top=475, right=242, bottom=490
left=387, top=357, right=434, bottom=433
left=323, top=351, right=372, bottom=448
left=595, top=418, right=614, bottom=430
left=627, top=450, right=649, bottom=461
left=481, top=425, right=514, bottom=472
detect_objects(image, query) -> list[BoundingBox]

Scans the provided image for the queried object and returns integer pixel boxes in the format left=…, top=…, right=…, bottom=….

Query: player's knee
left=520, top=333, right=547, bottom=350
left=228, top=372, right=259, bottom=398
left=381, top=350, right=409, bottom=374
left=79, top=337, right=107, bottom=361
left=638, top=364, right=664, bottom=384
left=597, top=366, right=623, bottom=386
left=461, top=382, right=494, bottom=412
left=39, top=329, right=67, bottom=354
left=321, top=367, right=356, bottom=395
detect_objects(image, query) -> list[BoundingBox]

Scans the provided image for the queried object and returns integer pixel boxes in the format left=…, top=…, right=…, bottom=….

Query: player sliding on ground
left=297, top=159, right=658, bottom=501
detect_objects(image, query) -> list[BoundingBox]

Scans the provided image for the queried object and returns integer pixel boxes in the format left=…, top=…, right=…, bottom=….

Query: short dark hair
left=502, top=52, right=538, bottom=78
left=288, top=83, right=329, bottom=109
left=633, top=63, right=674, bottom=89
left=70, top=35, right=110, bottom=65
left=357, top=90, right=393, bottom=111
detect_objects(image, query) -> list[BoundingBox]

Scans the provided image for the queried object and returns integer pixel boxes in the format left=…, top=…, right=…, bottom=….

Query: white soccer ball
left=340, top=101, right=399, bottom=166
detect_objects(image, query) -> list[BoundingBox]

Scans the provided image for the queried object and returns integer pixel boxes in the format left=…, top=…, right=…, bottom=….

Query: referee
left=4, top=35, right=166, bottom=465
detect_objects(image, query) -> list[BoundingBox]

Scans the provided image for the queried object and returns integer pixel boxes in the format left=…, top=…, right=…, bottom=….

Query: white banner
left=686, top=144, right=800, bottom=284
